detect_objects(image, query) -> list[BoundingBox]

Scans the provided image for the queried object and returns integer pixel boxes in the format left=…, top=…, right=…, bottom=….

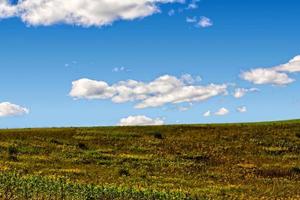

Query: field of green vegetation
left=0, top=121, right=300, bottom=199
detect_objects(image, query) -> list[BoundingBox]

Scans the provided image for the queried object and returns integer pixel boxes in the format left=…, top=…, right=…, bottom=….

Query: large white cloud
left=0, top=102, right=29, bottom=117
left=241, top=55, right=300, bottom=86
left=0, top=0, right=183, bottom=26
left=118, top=115, right=164, bottom=126
left=70, top=74, right=228, bottom=109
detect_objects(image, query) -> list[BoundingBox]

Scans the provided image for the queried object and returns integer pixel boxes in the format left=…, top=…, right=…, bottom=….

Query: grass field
left=0, top=121, right=300, bottom=199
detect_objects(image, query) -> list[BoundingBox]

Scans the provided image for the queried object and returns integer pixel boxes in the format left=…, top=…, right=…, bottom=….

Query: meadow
left=0, top=121, right=300, bottom=199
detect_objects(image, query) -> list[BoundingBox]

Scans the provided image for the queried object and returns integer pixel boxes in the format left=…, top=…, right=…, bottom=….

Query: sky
left=0, top=0, right=300, bottom=128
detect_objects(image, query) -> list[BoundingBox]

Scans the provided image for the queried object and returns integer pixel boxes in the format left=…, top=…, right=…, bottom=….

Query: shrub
left=153, top=132, right=164, bottom=139
left=7, top=146, right=18, bottom=161
left=291, top=166, right=300, bottom=174
left=118, top=168, right=130, bottom=177
left=77, top=142, right=88, bottom=150
left=50, top=138, right=63, bottom=145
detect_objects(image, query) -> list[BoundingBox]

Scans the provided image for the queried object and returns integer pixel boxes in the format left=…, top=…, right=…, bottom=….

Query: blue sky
left=0, top=0, right=300, bottom=128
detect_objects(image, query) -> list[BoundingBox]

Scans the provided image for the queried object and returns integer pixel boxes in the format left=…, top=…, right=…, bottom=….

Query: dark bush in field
left=7, top=146, right=18, bottom=161
left=118, top=168, right=130, bottom=176
left=152, top=132, right=164, bottom=139
left=77, top=142, right=88, bottom=150
left=291, top=167, right=300, bottom=174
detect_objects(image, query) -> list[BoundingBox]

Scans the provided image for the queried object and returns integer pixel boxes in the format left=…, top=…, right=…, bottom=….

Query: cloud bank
left=0, top=102, right=29, bottom=117
left=70, top=74, right=228, bottom=109
left=0, top=0, right=183, bottom=26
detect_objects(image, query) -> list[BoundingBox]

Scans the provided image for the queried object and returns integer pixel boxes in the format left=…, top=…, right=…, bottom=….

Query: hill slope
left=0, top=122, right=300, bottom=199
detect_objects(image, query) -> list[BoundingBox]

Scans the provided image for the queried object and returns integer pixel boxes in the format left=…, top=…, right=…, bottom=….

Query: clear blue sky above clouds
left=0, top=0, right=300, bottom=128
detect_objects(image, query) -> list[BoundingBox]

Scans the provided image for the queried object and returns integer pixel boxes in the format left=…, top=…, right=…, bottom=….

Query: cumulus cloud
left=186, top=16, right=197, bottom=23
left=240, top=68, right=294, bottom=86
left=233, top=88, right=259, bottom=98
left=197, top=16, right=213, bottom=28
left=203, top=110, right=211, bottom=117
left=186, top=16, right=213, bottom=28
left=237, top=106, right=247, bottom=113
left=274, top=55, right=300, bottom=73
left=214, top=107, right=229, bottom=116
left=0, top=102, right=29, bottom=117
left=118, top=115, right=164, bottom=126
left=186, top=0, right=199, bottom=9
left=70, top=74, right=228, bottom=109
left=0, top=0, right=183, bottom=26
left=241, top=55, right=300, bottom=85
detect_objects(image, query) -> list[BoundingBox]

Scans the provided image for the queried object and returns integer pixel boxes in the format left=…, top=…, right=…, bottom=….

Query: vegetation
left=0, top=120, right=300, bottom=199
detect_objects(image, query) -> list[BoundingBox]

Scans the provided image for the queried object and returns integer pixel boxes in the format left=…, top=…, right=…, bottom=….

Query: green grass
left=0, top=120, right=300, bottom=199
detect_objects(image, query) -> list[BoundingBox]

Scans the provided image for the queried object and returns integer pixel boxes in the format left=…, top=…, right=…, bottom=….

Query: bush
left=7, top=146, right=18, bottom=161
left=291, top=167, right=300, bottom=174
left=50, top=138, right=63, bottom=145
left=153, top=132, right=164, bottom=139
left=77, top=142, right=88, bottom=150
left=118, top=168, right=130, bottom=177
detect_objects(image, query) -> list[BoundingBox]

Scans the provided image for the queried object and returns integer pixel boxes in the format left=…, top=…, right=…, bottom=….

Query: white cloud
left=203, top=110, right=211, bottom=117
left=214, top=107, right=229, bottom=116
left=186, top=16, right=196, bottom=23
left=187, top=16, right=213, bottom=28
left=186, top=0, right=199, bottom=9
left=113, top=66, right=128, bottom=72
left=0, top=0, right=183, bottom=27
left=273, top=55, right=300, bottom=73
left=0, top=0, right=17, bottom=18
left=233, top=88, right=259, bottom=98
left=168, top=9, right=175, bottom=16
left=237, top=106, right=247, bottom=113
left=118, top=115, right=164, bottom=126
left=180, top=73, right=201, bottom=84
left=197, top=16, right=213, bottom=28
left=241, top=55, right=300, bottom=85
left=70, top=74, right=228, bottom=109
left=0, top=102, right=29, bottom=117
left=69, top=78, right=115, bottom=100
left=241, top=68, right=294, bottom=86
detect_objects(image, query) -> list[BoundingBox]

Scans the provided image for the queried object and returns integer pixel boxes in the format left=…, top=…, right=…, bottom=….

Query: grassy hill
left=0, top=121, right=300, bottom=199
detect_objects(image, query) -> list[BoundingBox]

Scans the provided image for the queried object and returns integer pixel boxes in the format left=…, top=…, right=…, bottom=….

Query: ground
left=0, top=121, right=300, bottom=199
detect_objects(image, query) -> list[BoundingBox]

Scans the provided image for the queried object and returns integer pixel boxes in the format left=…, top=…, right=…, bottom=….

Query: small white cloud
left=214, top=107, right=229, bottom=116
left=186, top=0, right=199, bottom=9
left=233, top=88, right=259, bottom=98
left=118, top=115, right=164, bottom=126
left=180, top=73, right=201, bottom=84
left=168, top=9, right=175, bottom=16
left=203, top=110, right=211, bottom=117
left=113, top=66, right=128, bottom=72
left=197, top=16, right=213, bottom=28
left=237, top=106, right=247, bottom=113
left=0, top=102, right=29, bottom=117
left=186, top=16, right=197, bottom=23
